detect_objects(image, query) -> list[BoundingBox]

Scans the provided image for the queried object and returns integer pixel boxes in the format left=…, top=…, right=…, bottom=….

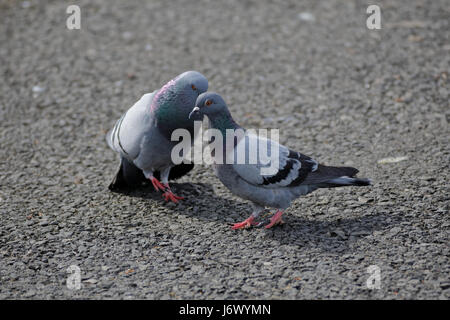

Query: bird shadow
left=266, top=211, right=396, bottom=253
left=109, top=182, right=396, bottom=253
left=111, top=181, right=250, bottom=222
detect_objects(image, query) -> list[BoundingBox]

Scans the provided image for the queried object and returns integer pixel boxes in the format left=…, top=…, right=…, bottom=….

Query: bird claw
left=231, top=216, right=258, bottom=230
left=162, top=190, right=184, bottom=203
left=149, top=179, right=184, bottom=203
left=231, top=211, right=286, bottom=230
left=150, top=177, right=166, bottom=192
left=264, top=210, right=284, bottom=229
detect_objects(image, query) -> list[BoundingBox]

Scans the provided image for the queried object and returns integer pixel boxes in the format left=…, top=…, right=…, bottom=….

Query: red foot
left=150, top=177, right=166, bottom=192
left=162, top=190, right=184, bottom=203
left=231, top=215, right=258, bottom=230
left=265, top=210, right=284, bottom=229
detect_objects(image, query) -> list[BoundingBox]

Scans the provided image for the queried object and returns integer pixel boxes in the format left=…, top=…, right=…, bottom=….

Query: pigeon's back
left=106, top=91, right=156, bottom=159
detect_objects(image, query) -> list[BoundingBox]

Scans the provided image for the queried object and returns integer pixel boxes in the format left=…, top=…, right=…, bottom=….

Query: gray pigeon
left=106, top=71, right=208, bottom=202
left=189, top=92, right=371, bottom=229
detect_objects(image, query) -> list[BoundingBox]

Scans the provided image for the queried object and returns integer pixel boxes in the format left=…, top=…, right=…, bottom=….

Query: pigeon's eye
left=191, top=84, right=197, bottom=90
left=205, top=100, right=213, bottom=106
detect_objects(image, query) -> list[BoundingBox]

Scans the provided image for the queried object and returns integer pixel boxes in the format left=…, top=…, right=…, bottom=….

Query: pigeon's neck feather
left=209, top=112, right=241, bottom=136
left=150, top=79, right=177, bottom=112
left=151, top=80, right=196, bottom=138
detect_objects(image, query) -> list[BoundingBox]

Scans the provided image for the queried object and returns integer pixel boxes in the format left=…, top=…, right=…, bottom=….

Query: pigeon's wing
left=106, top=91, right=156, bottom=159
left=230, top=134, right=319, bottom=188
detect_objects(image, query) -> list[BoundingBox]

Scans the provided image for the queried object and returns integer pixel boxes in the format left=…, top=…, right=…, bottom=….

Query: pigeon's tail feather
left=307, top=164, right=371, bottom=188
left=323, top=176, right=372, bottom=187
left=108, top=156, right=147, bottom=192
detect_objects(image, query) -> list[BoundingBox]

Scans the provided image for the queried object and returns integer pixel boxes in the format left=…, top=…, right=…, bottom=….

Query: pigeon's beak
left=188, top=106, right=202, bottom=120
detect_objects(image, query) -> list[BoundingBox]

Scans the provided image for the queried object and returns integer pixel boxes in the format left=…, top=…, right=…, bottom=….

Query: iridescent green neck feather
left=209, top=111, right=240, bottom=136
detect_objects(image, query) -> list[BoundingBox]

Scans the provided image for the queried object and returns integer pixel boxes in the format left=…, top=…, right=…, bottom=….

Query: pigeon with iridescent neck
left=106, top=71, right=208, bottom=202
left=189, top=92, right=371, bottom=229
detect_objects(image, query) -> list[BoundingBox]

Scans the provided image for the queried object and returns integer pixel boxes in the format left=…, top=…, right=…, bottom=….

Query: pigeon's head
left=175, top=70, right=208, bottom=99
left=189, top=92, right=228, bottom=120
left=153, top=71, right=208, bottom=125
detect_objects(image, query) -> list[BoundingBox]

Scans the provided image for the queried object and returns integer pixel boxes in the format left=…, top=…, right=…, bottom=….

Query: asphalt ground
left=0, top=0, right=449, bottom=299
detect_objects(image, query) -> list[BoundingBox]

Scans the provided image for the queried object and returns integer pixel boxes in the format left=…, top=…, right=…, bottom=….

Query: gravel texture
left=0, top=0, right=449, bottom=299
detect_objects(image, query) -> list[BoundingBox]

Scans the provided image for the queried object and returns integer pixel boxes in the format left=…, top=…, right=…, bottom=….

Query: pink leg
left=265, top=210, right=284, bottom=229
left=150, top=177, right=166, bottom=192
left=162, top=183, right=184, bottom=203
left=231, top=215, right=258, bottom=230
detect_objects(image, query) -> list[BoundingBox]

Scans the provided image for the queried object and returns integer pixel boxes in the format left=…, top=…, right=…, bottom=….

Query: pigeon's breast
left=134, top=126, right=179, bottom=171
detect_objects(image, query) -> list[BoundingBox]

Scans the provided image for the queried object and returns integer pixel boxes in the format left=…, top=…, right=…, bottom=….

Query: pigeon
left=189, top=92, right=371, bottom=229
left=106, top=71, right=208, bottom=202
